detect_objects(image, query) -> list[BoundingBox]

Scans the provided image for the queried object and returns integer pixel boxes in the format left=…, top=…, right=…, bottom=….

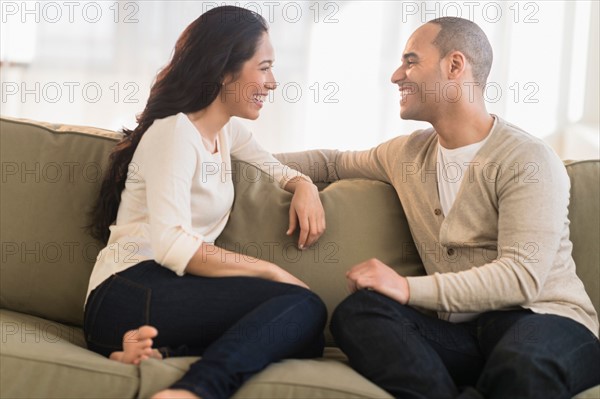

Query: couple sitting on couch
left=83, top=5, right=600, bottom=399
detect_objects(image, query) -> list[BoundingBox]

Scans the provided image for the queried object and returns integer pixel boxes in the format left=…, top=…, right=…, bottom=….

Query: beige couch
left=1, top=116, right=598, bottom=398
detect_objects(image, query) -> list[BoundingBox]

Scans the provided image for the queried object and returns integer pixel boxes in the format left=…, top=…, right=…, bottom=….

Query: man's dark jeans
left=84, top=260, right=327, bottom=399
left=331, top=290, right=600, bottom=399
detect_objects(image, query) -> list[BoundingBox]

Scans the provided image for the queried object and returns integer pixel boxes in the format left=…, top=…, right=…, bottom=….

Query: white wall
left=1, top=0, right=598, bottom=157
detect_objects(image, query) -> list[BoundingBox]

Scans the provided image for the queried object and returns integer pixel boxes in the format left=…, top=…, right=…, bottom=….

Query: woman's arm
left=283, top=176, right=325, bottom=249
left=185, top=243, right=309, bottom=288
left=228, top=119, right=326, bottom=249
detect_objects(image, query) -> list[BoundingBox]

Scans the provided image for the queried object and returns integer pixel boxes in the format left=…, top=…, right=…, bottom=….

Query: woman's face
left=220, top=32, right=277, bottom=120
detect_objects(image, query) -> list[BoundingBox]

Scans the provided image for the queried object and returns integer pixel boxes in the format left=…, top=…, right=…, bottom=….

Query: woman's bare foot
left=109, top=325, right=162, bottom=365
left=151, top=389, right=201, bottom=399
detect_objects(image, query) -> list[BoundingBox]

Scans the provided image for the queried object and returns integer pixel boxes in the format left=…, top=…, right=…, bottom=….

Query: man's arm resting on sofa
left=274, top=150, right=341, bottom=183
left=275, top=144, right=392, bottom=184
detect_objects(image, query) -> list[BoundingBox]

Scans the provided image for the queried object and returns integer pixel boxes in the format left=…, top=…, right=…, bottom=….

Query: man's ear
left=447, top=51, right=467, bottom=79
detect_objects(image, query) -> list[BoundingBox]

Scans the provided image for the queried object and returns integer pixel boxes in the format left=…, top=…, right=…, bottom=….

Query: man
left=277, top=17, right=600, bottom=398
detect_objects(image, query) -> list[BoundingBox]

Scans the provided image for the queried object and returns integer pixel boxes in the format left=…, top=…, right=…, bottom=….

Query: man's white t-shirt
left=437, top=117, right=497, bottom=323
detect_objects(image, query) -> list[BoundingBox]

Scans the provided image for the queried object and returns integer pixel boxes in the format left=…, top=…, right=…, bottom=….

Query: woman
left=85, top=6, right=327, bottom=399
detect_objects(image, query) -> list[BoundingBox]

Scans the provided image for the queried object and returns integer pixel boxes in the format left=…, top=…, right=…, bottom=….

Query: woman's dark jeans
left=84, top=260, right=327, bottom=399
left=331, top=290, right=600, bottom=399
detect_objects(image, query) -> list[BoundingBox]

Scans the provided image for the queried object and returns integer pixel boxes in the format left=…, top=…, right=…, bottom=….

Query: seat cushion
left=0, top=308, right=392, bottom=399
left=137, top=348, right=392, bottom=399
left=0, top=309, right=139, bottom=398
left=138, top=346, right=599, bottom=399
left=576, top=386, right=600, bottom=399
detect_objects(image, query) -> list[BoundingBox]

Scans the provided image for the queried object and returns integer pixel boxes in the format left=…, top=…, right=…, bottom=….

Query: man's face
left=391, top=23, right=445, bottom=122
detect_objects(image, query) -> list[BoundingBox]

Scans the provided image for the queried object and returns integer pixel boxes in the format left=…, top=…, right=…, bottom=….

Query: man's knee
left=481, top=315, right=600, bottom=398
left=331, top=290, right=373, bottom=323
left=485, top=316, right=565, bottom=376
left=330, top=290, right=407, bottom=337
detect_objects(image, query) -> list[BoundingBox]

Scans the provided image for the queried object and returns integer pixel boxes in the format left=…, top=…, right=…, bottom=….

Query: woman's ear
left=222, top=73, right=234, bottom=86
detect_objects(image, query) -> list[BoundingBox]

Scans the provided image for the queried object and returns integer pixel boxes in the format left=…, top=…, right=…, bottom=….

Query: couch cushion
left=0, top=309, right=139, bottom=398
left=136, top=349, right=392, bottom=399
left=216, top=163, right=425, bottom=344
left=565, top=160, right=600, bottom=316
left=576, top=386, right=600, bottom=399
left=0, top=306, right=392, bottom=399
left=2, top=307, right=597, bottom=399
left=1, top=117, right=120, bottom=326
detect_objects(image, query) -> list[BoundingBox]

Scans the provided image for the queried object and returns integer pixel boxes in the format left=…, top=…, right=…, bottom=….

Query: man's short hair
left=428, top=17, right=493, bottom=86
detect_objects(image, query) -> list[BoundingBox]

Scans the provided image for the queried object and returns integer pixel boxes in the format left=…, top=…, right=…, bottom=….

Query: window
left=1, top=1, right=597, bottom=156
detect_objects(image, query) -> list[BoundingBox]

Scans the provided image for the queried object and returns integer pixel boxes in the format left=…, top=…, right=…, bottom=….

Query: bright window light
left=568, top=0, right=592, bottom=123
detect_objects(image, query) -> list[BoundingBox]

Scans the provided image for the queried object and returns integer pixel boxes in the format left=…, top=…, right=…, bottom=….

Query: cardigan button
left=447, top=248, right=455, bottom=256
left=434, top=208, right=442, bottom=216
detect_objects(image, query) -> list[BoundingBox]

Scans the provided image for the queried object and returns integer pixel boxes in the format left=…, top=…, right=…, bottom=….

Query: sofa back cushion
left=0, top=117, right=120, bottom=326
left=565, top=160, right=600, bottom=314
left=216, top=163, right=426, bottom=344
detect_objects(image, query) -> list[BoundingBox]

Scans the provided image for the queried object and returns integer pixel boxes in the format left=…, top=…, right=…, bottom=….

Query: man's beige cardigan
left=276, top=116, right=599, bottom=337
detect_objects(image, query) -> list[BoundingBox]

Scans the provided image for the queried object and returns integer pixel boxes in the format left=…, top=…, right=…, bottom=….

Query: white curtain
left=1, top=0, right=598, bottom=157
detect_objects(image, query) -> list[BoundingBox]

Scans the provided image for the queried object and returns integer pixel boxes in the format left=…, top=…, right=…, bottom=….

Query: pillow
left=0, top=117, right=121, bottom=326
left=565, top=160, right=600, bottom=316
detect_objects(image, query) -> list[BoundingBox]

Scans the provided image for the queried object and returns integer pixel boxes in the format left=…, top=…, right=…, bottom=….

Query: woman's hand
left=285, top=178, right=326, bottom=249
left=187, top=244, right=309, bottom=289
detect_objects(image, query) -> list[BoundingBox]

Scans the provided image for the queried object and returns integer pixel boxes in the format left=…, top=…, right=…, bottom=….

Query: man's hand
left=346, top=258, right=410, bottom=304
left=286, top=179, right=326, bottom=249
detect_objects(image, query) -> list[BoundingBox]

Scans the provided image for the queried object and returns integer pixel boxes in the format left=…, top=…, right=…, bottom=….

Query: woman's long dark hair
left=89, top=6, right=268, bottom=243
